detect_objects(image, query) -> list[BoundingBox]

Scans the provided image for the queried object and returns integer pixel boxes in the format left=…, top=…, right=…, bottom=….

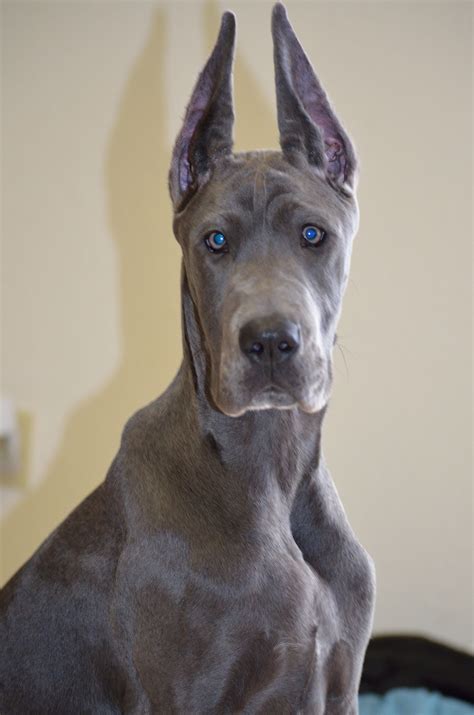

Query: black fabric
left=360, top=635, right=474, bottom=704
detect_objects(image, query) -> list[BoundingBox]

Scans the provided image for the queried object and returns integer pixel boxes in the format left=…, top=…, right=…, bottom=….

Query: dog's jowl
left=0, top=5, right=376, bottom=714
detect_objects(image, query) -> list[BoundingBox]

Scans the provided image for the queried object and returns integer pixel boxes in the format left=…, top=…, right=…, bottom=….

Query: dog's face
left=174, top=153, right=358, bottom=416
left=169, top=5, right=359, bottom=417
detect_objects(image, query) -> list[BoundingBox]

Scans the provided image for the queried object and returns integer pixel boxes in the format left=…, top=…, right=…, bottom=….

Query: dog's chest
left=119, top=536, right=349, bottom=714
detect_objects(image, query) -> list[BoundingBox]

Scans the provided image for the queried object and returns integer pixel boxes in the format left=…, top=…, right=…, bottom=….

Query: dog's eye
left=205, top=231, right=228, bottom=253
left=301, top=225, right=326, bottom=247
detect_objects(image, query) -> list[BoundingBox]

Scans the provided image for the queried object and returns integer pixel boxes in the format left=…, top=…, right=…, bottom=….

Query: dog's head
left=169, top=4, right=359, bottom=418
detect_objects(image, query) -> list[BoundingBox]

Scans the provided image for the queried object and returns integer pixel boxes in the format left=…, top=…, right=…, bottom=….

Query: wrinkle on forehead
left=228, top=155, right=355, bottom=229
left=176, top=150, right=358, bottom=238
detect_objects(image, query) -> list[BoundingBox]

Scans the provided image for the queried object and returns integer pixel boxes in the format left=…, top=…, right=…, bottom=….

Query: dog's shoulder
left=1, top=481, right=123, bottom=601
left=105, top=378, right=189, bottom=521
left=119, top=372, right=181, bottom=453
left=0, top=480, right=127, bottom=713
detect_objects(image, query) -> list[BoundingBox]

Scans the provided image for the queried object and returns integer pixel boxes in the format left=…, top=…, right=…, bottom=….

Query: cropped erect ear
left=169, top=12, right=236, bottom=210
left=272, top=3, right=357, bottom=190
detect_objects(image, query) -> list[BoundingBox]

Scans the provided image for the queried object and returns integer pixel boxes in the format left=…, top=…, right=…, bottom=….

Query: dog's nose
left=239, top=317, right=300, bottom=365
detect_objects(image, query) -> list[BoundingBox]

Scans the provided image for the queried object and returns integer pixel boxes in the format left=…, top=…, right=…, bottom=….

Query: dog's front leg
left=324, top=694, right=360, bottom=715
left=290, top=462, right=376, bottom=713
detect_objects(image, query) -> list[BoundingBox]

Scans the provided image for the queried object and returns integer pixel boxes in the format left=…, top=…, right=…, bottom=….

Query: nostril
left=250, top=341, right=264, bottom=355
left=239, top=323, right=267, bottom=361
left=278, top=340, right=293, bottom=353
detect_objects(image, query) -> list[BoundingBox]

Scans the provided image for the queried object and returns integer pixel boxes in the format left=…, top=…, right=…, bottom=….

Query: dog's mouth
left=217, top=391, right=295, bottom=417
left=214, top=373, right=329, bottom=418
left=252, top=384, right=296, bottom=409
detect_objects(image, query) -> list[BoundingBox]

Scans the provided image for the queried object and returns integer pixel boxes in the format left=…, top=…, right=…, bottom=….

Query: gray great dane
left=0, top=5, right=376, bottom=713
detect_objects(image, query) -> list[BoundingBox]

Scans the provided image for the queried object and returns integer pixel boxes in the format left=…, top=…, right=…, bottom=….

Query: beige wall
left=1, top=0, right=472, bottom=652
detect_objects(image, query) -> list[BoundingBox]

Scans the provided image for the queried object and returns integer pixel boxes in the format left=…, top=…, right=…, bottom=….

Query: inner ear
left=272, top=3, right=357, bottom=190
left=169, top=12, right=236, bottom=211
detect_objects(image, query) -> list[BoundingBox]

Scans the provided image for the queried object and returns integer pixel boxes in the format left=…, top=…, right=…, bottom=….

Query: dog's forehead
left=177, top=151, right=358, bottom=237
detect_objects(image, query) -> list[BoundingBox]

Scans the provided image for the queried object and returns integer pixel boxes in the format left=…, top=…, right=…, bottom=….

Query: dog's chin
left=214, top=384, right=328, bottom=418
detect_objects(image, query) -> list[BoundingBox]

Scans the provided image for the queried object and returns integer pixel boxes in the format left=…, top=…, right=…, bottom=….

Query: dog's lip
left=257, top=384, right=296, bottom=401
left=215, top=371, right=328, bottom=417
left=261, top=383, right=285, bottom=394
left=253, top=384, right=296, bottom=405
left=216, top=383, right=296, bottom=417
left=216, top=384, right=325, bottom=418
left=239, top=379, right=308, bottom=406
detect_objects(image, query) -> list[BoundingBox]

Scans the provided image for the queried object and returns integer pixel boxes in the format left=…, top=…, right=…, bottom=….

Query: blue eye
left=302, top=225, right=326, bottom=246
left=205, top=231, right=228, bottom=253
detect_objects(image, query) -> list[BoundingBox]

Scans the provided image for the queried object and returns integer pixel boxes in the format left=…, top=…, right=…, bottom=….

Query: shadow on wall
left=1, top=0, right=276, bottom=584
left=1, top=9, right=178, bottom=583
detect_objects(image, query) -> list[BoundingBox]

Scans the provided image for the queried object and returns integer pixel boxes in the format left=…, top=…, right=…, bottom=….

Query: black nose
left=239, top=317, right=300, bottom=365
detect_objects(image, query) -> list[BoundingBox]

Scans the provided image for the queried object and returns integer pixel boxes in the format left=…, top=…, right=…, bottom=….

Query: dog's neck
left=178, top=267, right=325, bottom=508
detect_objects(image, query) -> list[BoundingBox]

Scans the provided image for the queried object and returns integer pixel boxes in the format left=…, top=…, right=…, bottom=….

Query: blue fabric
left=359, top=688, right=474, bottom=715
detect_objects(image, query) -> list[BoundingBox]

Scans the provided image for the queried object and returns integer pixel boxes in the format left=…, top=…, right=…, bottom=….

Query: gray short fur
left=0, top=4, right=376, bottom=713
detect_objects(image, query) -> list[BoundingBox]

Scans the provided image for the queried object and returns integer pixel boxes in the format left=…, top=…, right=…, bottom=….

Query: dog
left=0, top=5, right=376, bottom=713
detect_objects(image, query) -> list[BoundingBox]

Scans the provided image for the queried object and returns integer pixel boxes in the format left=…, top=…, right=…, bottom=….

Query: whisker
left=335, top=340, right=350, bottom=379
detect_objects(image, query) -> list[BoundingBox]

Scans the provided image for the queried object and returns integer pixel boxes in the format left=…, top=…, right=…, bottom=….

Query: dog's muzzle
left=211, top=267, right=333, bottom=417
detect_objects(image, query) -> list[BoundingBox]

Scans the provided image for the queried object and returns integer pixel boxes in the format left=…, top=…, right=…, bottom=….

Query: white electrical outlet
left=0, top=398, right=20, bottom=475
